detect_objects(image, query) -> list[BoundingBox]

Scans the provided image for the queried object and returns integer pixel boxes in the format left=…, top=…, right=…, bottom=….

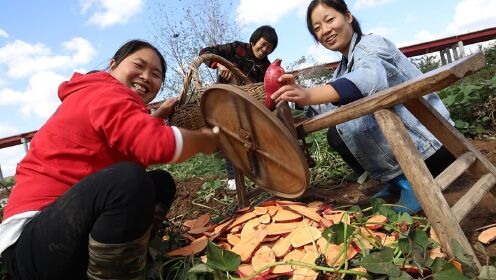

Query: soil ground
left=171, top=138, right=496, bottom=264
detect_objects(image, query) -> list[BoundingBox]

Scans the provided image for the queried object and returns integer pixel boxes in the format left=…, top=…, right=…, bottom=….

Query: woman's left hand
left=271, top=73, right=308, bottom=105
left=152, top=97, right=178, bottom=119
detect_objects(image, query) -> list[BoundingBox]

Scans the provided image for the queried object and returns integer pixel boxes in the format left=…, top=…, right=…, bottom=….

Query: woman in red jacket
left=0, top=39, right=219, bottom=280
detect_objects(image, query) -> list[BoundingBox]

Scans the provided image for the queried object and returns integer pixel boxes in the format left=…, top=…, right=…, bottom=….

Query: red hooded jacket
left=3, top=72, right=176, bottom=220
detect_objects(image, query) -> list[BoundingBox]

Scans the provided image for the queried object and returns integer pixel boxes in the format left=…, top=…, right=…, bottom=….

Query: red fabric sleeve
left=88, top=85, right=176, bottom=165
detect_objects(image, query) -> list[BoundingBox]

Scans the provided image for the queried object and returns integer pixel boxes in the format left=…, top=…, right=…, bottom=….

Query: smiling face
left=311, top=3, right=354, bottom=56
left=251, top=37, right=274, bottom=60
left=109, top=48, right=163, bottom=104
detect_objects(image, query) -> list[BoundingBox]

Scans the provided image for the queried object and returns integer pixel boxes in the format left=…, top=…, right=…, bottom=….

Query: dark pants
left=327, top=126, right=455, bottom=178
left=2, top=162, right=176, bottom=280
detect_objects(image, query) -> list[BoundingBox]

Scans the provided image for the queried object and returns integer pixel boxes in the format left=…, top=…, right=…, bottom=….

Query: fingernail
left=212, top=126, right=220, bottom=134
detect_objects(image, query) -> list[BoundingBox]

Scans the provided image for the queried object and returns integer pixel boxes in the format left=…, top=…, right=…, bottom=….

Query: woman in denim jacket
left=272, top=0, right=455, bottom=214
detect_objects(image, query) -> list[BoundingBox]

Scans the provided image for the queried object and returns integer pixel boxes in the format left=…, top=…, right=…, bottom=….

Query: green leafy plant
left=439, top=75, right=496, bottom=138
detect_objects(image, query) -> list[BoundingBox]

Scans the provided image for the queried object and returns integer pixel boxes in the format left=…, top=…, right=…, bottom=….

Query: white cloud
left=0, top=38, right=95, bottom=79
left=0, top=123, right=23, bottom=177
left=447, top=0, right=496, bottom=34
left=0, top=71, right=64, bottom=119
left=396, top=30, right=439, bottom=48
left=81, top=0, right=143, bottom=28
left=0, top=145, right=25, bottom=177
left=0, top=28, right=8, bottom=38
left=307, top=43, right=341, bottom=65
left=236, top=0, right=308, bottom=25
left=366, top=26, right=396, bottom=37
left=353, top=0, right=394, bottom=10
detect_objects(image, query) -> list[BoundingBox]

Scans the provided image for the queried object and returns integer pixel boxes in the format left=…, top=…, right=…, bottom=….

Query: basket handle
left=178, top=53, right=252, bottom=105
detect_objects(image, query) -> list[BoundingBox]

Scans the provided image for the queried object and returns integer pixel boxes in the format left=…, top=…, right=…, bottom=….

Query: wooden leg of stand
left=374, top=108, right=480, bottom=267
left=234, top=167, right=249, bottom=208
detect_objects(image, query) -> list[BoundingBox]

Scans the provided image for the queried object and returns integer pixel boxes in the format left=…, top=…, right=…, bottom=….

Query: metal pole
left=21, top=137, right=29, bottom=153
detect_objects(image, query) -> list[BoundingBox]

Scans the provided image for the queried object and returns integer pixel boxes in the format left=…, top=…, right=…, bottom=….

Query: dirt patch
left=172, top=138, right=496, bottom=263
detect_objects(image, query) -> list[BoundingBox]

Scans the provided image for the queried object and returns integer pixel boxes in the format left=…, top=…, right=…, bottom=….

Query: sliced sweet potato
left=275, top=200, right=306, bottom=206
left=241, top=218, right=261, bottom=240
left=272, top=249, right=306, bottom=274
left=253, top=207, right=269, bottom=216
left=430, top=227, right=440, bottom=244
left=290, top=227, right=322, bottom=248
left=231, top=228, right=268, bottom=262
left=266, top=206, right=280, bottom=217
left=237, top=206, right=252, bottom=214
left=319, top=217, right=333, bottom=228
left=300, top=249, right=319, bottom=266
left=227, top=233, right=241, bottom=246
left=325, top=243, right=358, bottom=266
left=266, top=222, right=300, bottom=236
left=292, top=267, right=318, bottom=280
left=272, top=209, right=302, bottom=222
left=183, top=213, right=211, bottom=229
left=230, top=225, right=242, bottom=233
left=272, top=232, right=294, bottom=257
left=258, top=213, right=271, bottom=224
left=428, top=247, right=445, bottom=259
left=228, top=211, right=257, bottom=230
left=478, top=226, right=496, bottom=244
left=167, top=236, right=208, bottom=257
left=323, top=211, right=349, bottom=224
left=287, top=205, right=322, bottom=222
left=307, top=201, right=325, bottom=210
left=188, top=226, right=210, bottom=235
left=252, top=246, right=276, bottom=273
left=218, top=242, right=232, bottom=250
left=236, top=264, right=255, bottom=278
left=365, top=215, right=387, bottom=230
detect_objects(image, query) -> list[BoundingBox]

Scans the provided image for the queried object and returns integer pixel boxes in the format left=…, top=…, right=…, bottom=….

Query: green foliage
left=411, top=54, right=441, bottom=73
left=482, top=41, right=496, bottom=67
left=151, top=154, right=225, bottom=180
left=439, top=75, right=496, bottom=138
left=305, top=130, right=352, bottom=185
left=205, top=241, right=240, bottom=272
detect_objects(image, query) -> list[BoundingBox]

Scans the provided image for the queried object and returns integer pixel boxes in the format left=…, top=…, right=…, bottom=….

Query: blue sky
left=0, top=0, right=495, bottom=177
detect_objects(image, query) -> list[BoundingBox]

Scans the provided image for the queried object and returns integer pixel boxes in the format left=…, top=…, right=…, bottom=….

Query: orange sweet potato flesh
left=258, top=213, right=272, bottom=224
left=478, top=226, right=496, bottom=244
left=272, top=209, right=302, bottom=222
left=228, top=211, right=257, bottom=230
left=231, top=228, right=268, bottom=262
left=272, top=232, right=294, bottom=257
left=273, top=249, right=306, bottom=274
left=253, top=207, right=269, bottom=216
left=287, top=205, right=322, bottom=222
left=240, top=218, right=261, bottom=240
left=183, top=213, right=211, bottom=229
left=251, top=245, right=276, bottom=273
left=167, top=236, right=208, bottom=257
left=266, top=222, right=300, bottom=236
left=290, top=227, right=322, bottom=248
left=365, top=215, right=388, bottom=230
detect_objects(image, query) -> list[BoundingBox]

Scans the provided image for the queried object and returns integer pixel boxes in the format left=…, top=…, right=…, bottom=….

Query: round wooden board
left=200, top=84, right=309, bottom=198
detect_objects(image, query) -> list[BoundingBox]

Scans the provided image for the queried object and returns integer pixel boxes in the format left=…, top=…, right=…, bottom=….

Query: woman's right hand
left=217, top=64, right=233, bottom=81
left=271, top=73, right=309, bottom=105
left=198, top=127, right=220, bottom=155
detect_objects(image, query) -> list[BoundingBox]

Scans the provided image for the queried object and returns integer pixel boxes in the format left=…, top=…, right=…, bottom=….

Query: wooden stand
left=297, top=52, right=491, bottom=266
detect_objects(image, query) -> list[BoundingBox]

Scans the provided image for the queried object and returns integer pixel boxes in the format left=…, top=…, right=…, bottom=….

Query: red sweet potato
left=264, top=59, right=285, bottom=110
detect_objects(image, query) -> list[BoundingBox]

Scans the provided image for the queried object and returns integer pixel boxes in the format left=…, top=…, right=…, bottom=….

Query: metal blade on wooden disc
left=200, top=84, right=309, bottom=198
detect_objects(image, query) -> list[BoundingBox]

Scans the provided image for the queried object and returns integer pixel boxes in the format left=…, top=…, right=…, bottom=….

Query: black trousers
left=2, top=162, right=176, bottom=280
left=327, top=126, right=455, bottom=178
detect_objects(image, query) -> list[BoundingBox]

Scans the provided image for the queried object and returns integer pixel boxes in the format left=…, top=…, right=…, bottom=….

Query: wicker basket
left=169, top=54, right=266, bottom=130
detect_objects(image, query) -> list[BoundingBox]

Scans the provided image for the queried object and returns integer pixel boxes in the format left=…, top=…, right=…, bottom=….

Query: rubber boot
left=372, top=182, right=399, bottom=198
left=87, top=227, right=151, bottom=280
left=390, top=175, right=422, bottom=214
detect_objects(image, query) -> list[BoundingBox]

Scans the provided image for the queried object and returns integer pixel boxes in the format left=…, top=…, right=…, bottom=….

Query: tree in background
left=148, top=0, right=241, bottom=99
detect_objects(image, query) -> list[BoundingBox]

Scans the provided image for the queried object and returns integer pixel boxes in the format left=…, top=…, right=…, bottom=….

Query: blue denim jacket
left=327, top=33, right=452, bottom=182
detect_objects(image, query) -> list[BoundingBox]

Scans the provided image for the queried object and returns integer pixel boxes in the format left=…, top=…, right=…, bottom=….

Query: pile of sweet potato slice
left=166, top=200, right=438, bottom=279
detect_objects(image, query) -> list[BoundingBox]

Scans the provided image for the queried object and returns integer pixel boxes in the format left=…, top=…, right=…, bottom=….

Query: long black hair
left=306, top=0, right=363, bottom=42
left=109, top=39, right=167, bottom=83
